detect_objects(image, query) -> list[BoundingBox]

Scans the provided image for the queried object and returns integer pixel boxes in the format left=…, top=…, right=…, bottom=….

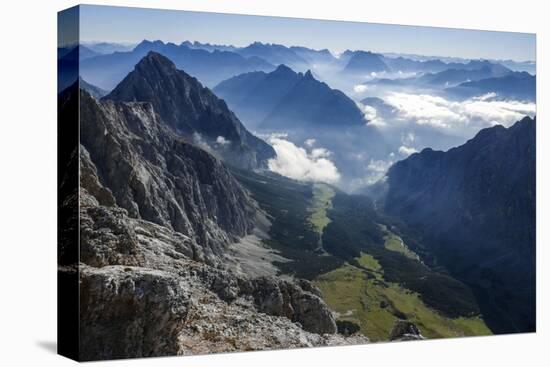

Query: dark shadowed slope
left=384, top=117, right=536, bottom=333
left=103, top=52, right=275, bottom=170
left=261, top=70, right=366, bottom=129
left=215, top=65, right=366, bottom=129
left=214, top=64, right=303, bottom=127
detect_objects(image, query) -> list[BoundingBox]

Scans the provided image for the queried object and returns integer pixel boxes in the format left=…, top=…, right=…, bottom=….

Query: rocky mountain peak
left=134, top=39, right=165, bottom=52
left=104, top=52, right=275, bottom=169
left=273, top=64, right=295, bottom=75
left=136, top=51, right=179, bottom=74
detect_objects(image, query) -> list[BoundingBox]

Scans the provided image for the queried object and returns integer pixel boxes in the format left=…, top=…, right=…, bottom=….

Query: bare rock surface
left=76, top=199, right=361, bottom=359
left=80, top=90, right=256, bottom=262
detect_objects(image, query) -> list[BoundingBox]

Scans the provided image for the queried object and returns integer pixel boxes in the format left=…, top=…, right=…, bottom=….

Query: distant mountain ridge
left=367, top=60, right=514, bottom=88
left=214, top=64, right=366, bottom=129
left=446, top=71, right=536, bottom=101
left=80, top=40, right=276, bottom=90
left=80, top=39, right=531, bottom=93
left=79, top=77, right=107, bottom=99
left=236, top=42, right=310, bottom=71
left=342, top=51, right=390, bottom=75
left=104, top=52, right=275, bottom=170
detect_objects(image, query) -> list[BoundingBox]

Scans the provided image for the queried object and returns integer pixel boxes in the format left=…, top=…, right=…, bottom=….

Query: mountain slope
left=79, top=77, right=107, bottom=98
left=81, top=88, right=256, bottom=257
left=383, top=117, right=536, bottom=333
left=214, top=64, right=303, bottom=126
left=215, top=65, right=366, bottom=129
left=261, top=70, right=366, bottom=128
left=104, top=52, right=275, bottom=170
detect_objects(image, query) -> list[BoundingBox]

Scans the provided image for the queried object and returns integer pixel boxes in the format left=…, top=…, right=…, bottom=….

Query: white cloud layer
left=353, top=84, right=369, bottom=93
left=216, top=136, right=230, bottom=145
left=267, top=136, right=341, bottom=184
left=398, top=145, right=418, bottom=156
left=357, top=103, right=387, bottom=127
left=384, top=92, right=536, bottom=136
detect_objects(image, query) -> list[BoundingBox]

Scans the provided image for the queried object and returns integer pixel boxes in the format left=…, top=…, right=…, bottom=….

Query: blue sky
left=78, top=4, right=535, bottom=61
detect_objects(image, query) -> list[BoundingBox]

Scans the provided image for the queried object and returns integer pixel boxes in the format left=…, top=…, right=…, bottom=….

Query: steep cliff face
left=104, top=52, right=275, bottom=170
left=72, top=88, right=360, bottom=360
left=80, top=90, right=256, bottom=261
left=384, top=117, right=536, bottom=333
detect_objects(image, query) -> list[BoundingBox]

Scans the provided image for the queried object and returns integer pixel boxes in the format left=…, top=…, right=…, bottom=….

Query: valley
left=309, top=183, right=335, bottom=252
left=234, top=168, right=493, bottom=342
left=315, top=250, right=491, bottom=341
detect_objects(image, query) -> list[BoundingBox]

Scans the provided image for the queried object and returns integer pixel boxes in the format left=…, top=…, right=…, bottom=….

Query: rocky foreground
left=59, top=85, right=368, bottom=360
left=75, top=200, right=367, bottom=360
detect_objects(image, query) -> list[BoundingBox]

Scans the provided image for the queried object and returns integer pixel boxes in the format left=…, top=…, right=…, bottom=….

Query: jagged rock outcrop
left=76, top=191, right=360, bottom=360
left=389, top=320, right=425, bottom=341
left=77, top=263, right=364, bottom=360
left=103, top=52, right=275, bottom=170
left=243, top=276, right=337, bottom=334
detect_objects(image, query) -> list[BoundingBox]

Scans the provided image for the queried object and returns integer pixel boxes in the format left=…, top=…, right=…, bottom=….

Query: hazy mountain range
left=68, top=39, right=536, bottom=190
left=80, top=40, right=276, bottom=90
left=59, top=38, right=536, bottom=358
left=76, top=40, right=536, bottom=92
